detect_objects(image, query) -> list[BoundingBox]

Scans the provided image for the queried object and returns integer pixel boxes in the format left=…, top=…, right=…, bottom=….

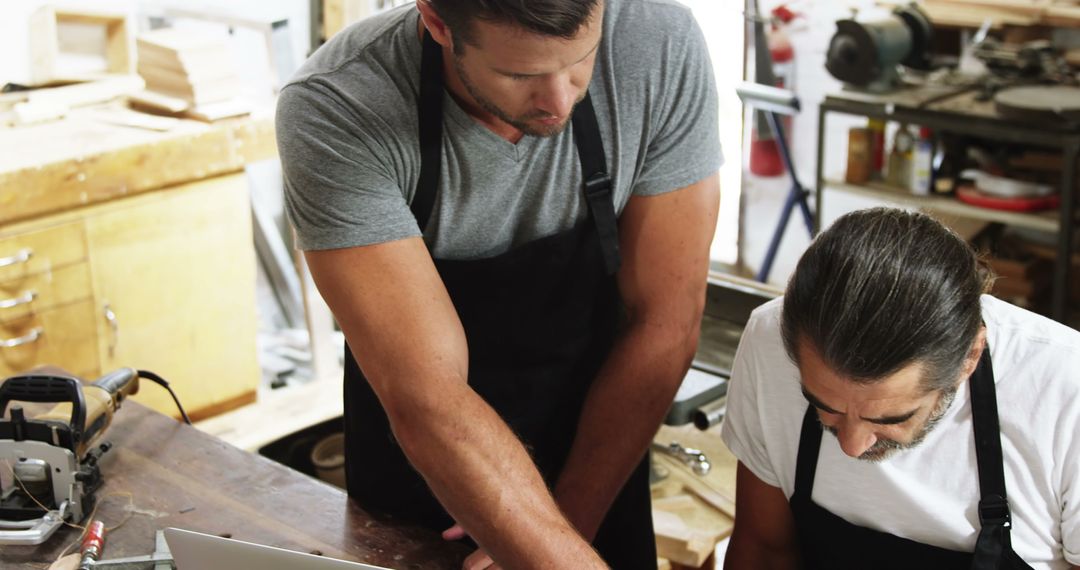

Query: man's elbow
left=375, top=376, right=469, bottom=464
left=626, top=300, right=704, bottom=369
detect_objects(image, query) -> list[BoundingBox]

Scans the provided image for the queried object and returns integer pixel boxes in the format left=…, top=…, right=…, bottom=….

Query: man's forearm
left=553, top=318, right=698, bottom=540
left=386, top=378, right=605, bottom=569
left=724, top=534, right=800, bottom=570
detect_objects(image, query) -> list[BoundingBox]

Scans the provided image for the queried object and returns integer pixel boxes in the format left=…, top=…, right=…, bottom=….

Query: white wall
left=681, top=0, right=747, bottom=265
left=0, top=0, right=312, bottom=89
left=741, top=0, right=890, bottom=285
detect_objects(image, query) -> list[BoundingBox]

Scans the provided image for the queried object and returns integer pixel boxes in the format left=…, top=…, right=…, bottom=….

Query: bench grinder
left=826, top=4, right=935, bottom=91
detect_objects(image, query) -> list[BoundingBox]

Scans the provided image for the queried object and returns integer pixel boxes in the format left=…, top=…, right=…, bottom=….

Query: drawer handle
left=1, top=327, right=43, bottom=348
left=0, top=248, right=33, bottom=269
left=0, top=290, right=37, bottom=310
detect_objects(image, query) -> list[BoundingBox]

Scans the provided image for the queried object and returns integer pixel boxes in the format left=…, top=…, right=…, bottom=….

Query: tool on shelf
left=0, top=368, right=189, bottom=545
left=826, top=4, right=935, bottom=91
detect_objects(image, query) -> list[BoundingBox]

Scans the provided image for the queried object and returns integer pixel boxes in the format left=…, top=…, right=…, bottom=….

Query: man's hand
left=443, top=523, right=501, bottom=570
left=554, top=174, right=721, bottom=539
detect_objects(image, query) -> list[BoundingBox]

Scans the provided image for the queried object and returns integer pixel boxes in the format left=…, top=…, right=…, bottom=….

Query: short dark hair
left=781, top=208, right=993, bottom=392
left=428, top=0, right=600, bottom=51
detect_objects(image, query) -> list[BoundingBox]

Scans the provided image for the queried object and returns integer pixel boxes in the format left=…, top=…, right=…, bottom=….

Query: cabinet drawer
left=0, top=222, right=87, bottom=281
left=0, top=262, right=93, bottom=324
left=0, top=299, right=100, bottom=379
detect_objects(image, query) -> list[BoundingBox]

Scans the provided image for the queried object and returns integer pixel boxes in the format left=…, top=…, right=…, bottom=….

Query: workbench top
left=0, top=402, right=468, bottom=569
left=0, top=105, right=277, bottom=226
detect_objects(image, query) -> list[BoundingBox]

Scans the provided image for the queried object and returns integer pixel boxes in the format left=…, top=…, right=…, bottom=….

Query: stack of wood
left=136, top=28, right=247, bottom=121
left=904, top=0, right=1080, bottom=29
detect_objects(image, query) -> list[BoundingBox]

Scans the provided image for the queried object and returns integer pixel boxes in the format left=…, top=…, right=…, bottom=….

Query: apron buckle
left=583, top=173, right=613, bottom=200
left=977, top=495, right=1012, bottom=528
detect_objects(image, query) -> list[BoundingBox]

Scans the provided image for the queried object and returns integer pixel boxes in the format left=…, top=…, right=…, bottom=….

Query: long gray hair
left=781, top=208, right=992, bottom=391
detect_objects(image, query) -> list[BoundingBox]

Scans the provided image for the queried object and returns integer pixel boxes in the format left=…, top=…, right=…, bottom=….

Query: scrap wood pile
left=134, top=28, right=249, bottom=121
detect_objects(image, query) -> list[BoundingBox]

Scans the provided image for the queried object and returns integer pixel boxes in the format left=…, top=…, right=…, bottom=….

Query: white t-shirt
left=721, top=295, right=1080, bottom=569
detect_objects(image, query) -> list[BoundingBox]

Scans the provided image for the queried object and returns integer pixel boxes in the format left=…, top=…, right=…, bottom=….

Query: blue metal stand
left=755, top=110, right=815, bottom=283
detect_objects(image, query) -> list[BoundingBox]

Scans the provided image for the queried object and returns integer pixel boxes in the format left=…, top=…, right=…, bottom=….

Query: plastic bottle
left=868, top=119, right=887, bottom=179
left=888, top=125, right=915, bottom=189
left=912, top=127, right=934, bottom=196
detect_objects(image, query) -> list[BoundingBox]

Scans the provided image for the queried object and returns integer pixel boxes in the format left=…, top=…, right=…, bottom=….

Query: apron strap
left=571, top=91, right=622, bottom=275
left=412, top=32, right=620, bottom=273
left=411, top=31, right=444, bottom=233
left=969, top=346, right=1014, bottom=569
left=793, top=404, right=823, bottom=506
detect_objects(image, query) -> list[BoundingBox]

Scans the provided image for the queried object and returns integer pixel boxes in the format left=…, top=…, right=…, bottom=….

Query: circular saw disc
left=995, top=86, right=1080, bottom=124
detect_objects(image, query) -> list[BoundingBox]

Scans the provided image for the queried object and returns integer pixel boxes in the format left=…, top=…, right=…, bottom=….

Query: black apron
left=342, top=32, right=656, bottom=569
left=791, top=348, right=1034, bottom=569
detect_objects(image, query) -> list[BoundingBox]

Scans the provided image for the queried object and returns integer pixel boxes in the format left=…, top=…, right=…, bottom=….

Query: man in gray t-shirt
left=277, top=0, right=721, bottom=567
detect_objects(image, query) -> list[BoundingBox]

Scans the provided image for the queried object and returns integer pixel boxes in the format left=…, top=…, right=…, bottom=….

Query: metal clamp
left=0, top=290, right=37, bottom=310
left=1, top=327, right=43, bottom=348
left=0, top=248, right=32, bottom=269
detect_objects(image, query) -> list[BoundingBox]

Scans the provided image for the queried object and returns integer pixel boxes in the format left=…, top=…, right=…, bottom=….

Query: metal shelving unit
left=823, top=180, right=1061, bottom=233
left=815, top=88, right=1080, bottom=324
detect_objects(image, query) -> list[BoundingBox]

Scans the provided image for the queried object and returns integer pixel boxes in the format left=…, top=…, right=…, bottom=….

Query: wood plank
left=26, top=74, right=144, bottom=108
left=186, top=390, right=258, bottom=423
left=901, top=0, right=1080, bottom=27
left=655, top=423, right=739, bottom=517
left=0, top=111, right=276, bottom=226
left=1045, top=4, right=1080, bottom=25
left=930, top=0, right=1053, bottom=16
left=323, top=0, right=347, bottom=40
left=653, top=508, right=721, bottom=568
left=88, top=107, right=183, bottom=132
left=195, top=375, right=344, bottom=452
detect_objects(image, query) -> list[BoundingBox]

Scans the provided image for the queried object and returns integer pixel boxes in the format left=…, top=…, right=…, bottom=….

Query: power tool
left=0, top=368, right=150, bottom=545
left=825, top=4, right=935, bottom=91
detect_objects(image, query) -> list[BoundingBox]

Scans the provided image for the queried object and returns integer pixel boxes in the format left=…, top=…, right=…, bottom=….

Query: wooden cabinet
left=0, top=173, right=259, bottom=420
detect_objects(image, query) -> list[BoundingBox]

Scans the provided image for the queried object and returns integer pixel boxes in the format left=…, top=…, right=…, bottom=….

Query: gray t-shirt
left=277, top=0, right=722, bottom=259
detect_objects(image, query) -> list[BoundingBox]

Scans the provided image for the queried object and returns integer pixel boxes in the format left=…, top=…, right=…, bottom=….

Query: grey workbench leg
left=1054, top=142, right=1079, bottom=323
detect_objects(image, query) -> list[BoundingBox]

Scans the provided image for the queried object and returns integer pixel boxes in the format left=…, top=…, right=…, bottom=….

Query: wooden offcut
left=27, top=8, right=135, bottom=83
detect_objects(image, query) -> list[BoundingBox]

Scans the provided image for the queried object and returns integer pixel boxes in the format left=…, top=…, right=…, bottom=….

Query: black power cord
left=136, top=370, right=192, bottom=425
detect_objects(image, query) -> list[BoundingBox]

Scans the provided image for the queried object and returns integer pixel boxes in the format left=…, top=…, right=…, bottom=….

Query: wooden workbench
left=0, top=105, right=276, bottom=226
left=0, top=402, right=468, bottom=569
left=0, top=107, right=276, bottom=420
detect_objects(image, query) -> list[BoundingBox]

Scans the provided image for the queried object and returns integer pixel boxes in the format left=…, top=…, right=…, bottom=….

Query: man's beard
left=452, top=55, right=584, bottom=138
left=822, top=385, right=958, bottom=463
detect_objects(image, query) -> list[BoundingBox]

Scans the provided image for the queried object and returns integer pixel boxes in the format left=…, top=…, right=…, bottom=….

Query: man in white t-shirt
left=721, top=208, right=1080, bottom=569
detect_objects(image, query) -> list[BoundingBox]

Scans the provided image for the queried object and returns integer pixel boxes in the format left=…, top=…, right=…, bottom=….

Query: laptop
left=164, top=527, right=392, bottom=570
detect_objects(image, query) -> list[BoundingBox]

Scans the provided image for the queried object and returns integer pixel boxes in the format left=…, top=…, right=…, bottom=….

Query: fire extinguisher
left=749, top=5, right=799, bottom=177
